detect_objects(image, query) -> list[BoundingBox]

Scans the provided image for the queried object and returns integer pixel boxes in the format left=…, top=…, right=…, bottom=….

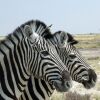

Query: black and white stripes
left=0, top=21, right=72, bottom=100
left=19, top=20, right=97, bottom=100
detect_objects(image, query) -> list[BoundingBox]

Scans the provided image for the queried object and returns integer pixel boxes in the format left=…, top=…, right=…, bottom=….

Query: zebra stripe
left=19, top=20, right=97, bottom=100
left=0, top=22, right=72, bottom=100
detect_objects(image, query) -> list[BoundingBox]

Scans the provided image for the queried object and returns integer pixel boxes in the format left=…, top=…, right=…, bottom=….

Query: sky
left=0, top=0, right=100, bottom=36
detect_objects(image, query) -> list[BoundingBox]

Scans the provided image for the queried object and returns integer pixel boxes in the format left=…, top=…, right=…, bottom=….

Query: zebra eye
left=40, top=51, right=50, bottom=56
left=69, top=54, right=76, bottom=59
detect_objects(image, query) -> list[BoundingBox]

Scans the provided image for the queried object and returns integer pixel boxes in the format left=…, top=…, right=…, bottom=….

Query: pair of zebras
left=0, top=20, right=97, bottom=100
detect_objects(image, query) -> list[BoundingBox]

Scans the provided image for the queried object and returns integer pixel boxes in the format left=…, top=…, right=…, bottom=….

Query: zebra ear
left=24, top=25, right=33, bottom=38
left=53, top=31, right=68, bottom=47
left=59, top=32, right=68, bottom=47
left=24, top=25, right=39, bottom=42
left=67, top=33, right=78, bottom=45
left=69, top=40, right=78, bottom=45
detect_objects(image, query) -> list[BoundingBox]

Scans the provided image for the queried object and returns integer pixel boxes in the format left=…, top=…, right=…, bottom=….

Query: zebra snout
left=65, top=81, right=72, bottom=89
left=82, top=69, right=97, bottom=89
left=62, top=70, right=72, bottom=89
left=53, top=70, right=72, bottom=92
left=62, top=70, right=71, bottom=81
left=88, top=69, right=97, bottom=83
left=53, top=80, right=72, bottom=92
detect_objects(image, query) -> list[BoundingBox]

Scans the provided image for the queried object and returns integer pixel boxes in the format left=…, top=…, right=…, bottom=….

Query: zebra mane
left=42, top=30, right=79, bottom=45
left=0, top=19, right=53, bottom=46
left=0, top=27, right=23, bottom=47
left=0, top=19, right=78, bottom=47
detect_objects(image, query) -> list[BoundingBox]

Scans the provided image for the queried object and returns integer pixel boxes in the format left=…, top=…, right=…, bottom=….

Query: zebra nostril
left=66, top=82, right=69, bottom=87
left=65, top=81, right=72, bottom=88
left=88, top=69, right=97, bottom=82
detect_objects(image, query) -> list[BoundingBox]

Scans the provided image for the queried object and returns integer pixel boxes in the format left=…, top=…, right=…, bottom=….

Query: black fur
left=67, top=33, right=78, bottom=45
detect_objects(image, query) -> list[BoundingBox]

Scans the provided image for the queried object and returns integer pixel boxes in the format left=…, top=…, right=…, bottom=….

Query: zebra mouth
left=53, top=81, right=72, bottom=92
left=53, top=70, right=72, bottom=92
left=82, top=69, right=97, bottom=89
left=82, top=79, right=96, bottom=89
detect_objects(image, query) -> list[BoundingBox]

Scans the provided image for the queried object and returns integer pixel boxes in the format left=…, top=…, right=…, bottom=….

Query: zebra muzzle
left=82, top=69, right=97, bottom=89
left=53, top=70, right=72, bottom=92
left=62, top=70, right=72, bottom=82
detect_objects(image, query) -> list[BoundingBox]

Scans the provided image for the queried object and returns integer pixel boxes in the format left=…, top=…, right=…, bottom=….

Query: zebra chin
left=53, top=80, right=72, bottom=92
left=81, top=69, right=97, bottom=89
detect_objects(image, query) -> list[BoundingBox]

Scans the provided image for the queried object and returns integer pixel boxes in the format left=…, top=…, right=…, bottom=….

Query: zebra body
left=0, top=22, right=72, bottom=100
left=19, top=20, right=97, bottom=100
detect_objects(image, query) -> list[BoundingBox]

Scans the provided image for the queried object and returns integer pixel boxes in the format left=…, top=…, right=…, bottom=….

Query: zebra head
left=22, top=20, right=97, bottom=89
left=23, top=25, right=72, bottom=92
left=18, top=20, right=97, bottom=100
left=46, top=31, right=97, bottom=89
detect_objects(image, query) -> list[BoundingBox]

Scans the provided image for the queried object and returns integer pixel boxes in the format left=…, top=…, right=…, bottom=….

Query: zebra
left=19, top=20, right=97, bottom=100
left=0, top=23, right=73, bottom=100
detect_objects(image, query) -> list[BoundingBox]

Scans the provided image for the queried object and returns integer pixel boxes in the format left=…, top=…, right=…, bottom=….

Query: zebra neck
left=0, top=31, right=32, bottom=98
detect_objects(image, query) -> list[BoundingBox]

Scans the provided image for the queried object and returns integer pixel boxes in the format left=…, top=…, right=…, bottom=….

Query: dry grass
left=74, top=34, right=100, bottom=49
left=51, top=91, right=65, bottom=100
left=65, top=92, right=90, bottom=100
left=0, top=36, right=5, bottom=40
left=87, top=57, right=100, bottom=73
left=51, top=91, right=91, bottom=100
left=74, top=34, right=100, bottom=41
